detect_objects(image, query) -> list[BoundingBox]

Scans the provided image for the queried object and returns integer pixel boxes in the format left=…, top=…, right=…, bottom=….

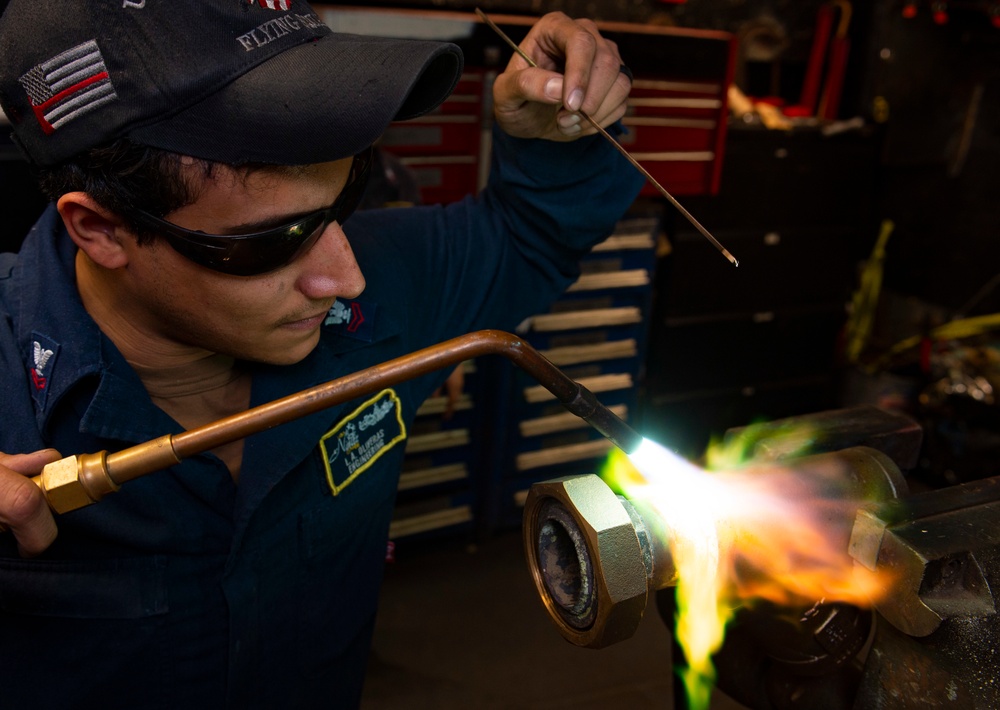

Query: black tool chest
left=641, top=124, right=881, bottom=460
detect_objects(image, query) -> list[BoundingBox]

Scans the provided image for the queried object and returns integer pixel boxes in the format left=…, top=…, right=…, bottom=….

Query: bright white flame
left=604, top=435, right=893, bottom=710
left=617, top=439, right=734, bottom=708
left=628, top=438, right=727, bottom=538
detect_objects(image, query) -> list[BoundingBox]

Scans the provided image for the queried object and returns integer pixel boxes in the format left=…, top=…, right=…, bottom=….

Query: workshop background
left=2, top=1, right=999, bottom=708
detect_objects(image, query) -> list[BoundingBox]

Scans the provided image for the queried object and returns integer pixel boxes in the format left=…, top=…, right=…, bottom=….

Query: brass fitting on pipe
left=8, top=435, right=181, bottom=528
left=523, top=446, right=907, bottom=649
left=524, top=475, right=673, bottom=648
left=36, top=451, right=120, bottom=514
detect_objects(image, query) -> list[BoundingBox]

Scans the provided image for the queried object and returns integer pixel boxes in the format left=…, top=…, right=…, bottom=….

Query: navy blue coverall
left=0, top=126, right=643, bottom=708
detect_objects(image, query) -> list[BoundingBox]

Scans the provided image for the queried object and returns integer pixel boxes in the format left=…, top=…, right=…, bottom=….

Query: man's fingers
left=0, top=448, right=62, bottom=474
left=494, top=66, right=563, bottom=114
left=491, top=11, right=632, bottom=141
left=524, top=14, right=623, bottom=115
left=0, top=449, right=61, bottom=556
left=557, top=21, right=599, bottom=112
left=559, top=70, right=631, bottom=133
left=564, top=25, right=624, bottom=115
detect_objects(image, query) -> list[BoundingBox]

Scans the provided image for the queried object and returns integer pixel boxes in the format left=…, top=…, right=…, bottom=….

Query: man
left=0, top=1, right=641, bottom=707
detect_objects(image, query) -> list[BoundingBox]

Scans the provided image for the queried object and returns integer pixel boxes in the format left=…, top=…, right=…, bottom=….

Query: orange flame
left=604, top=434, right=894, bottom=710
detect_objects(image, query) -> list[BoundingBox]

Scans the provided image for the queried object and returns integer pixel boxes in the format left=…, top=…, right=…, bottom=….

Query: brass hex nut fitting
left=523, top=474, right=649, bottom=649
left=37, top=452, right=117, bottom=514
left=38, top=455, right=95, bottom=514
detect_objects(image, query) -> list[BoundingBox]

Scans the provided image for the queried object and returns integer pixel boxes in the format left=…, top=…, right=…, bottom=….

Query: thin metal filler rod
left=476, top=8, right=738, bottom=267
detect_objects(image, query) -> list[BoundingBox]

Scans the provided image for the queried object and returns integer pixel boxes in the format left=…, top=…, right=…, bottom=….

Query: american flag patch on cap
left=18, top=40, right=117, bottom=135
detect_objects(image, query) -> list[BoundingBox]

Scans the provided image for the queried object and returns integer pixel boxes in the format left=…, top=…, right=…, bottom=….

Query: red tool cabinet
left=320, top=7, right=735, bottom=204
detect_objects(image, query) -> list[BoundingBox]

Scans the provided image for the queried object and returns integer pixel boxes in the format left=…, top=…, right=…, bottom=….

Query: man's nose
left=295, top=222, right=366, bottom=300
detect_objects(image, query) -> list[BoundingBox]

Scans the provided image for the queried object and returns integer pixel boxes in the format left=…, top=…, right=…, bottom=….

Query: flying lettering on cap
left=235, top=11, right=326, bottom=52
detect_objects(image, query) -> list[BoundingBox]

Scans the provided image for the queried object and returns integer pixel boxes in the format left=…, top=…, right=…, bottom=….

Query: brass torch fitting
left=37, top=451, right=120, bottom=514
left=25, top=434, right=181, bottom=520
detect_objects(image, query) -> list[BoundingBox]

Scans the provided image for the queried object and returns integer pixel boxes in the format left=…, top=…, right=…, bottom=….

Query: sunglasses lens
left=217, top=214, right=329, bottom=276
left=146, top=147, right=373, bottom=276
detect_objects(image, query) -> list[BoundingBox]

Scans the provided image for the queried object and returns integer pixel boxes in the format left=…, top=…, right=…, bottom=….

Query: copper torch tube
left=17, top=330, right=642, bottom=519
left=112, top=329, right=642, bottom=483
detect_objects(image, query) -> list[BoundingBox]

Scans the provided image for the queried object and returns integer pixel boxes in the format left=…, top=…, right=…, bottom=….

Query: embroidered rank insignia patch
left=28, top=332, right=60, bottom=411
left=319, top=389, right=406, bottom=495
left=323, top=298, right=376, bottom=342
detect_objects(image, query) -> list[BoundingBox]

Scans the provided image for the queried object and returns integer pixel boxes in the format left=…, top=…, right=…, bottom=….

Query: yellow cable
left=844, top=219, right=893, bottom=364
left=882, top=312, right=1000, bottom=364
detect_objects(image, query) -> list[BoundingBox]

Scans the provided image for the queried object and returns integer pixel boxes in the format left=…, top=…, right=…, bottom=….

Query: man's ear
left=56, top=192, right=132, bottom=269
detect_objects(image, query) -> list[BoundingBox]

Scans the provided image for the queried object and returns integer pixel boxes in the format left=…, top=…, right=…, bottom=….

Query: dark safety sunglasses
left=130, top=146, right=373, bottom=276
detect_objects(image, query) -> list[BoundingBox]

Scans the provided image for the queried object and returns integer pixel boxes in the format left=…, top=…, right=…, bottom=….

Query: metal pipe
left=12, top=330, right=641, bottom=521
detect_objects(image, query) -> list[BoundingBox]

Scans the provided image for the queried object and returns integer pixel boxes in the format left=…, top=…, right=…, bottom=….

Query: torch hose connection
left=522, top=447, right=907, bottom=649
left=15, top=330, right=642, bottom=520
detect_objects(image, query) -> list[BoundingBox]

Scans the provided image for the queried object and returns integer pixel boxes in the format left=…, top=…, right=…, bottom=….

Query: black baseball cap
left=0, top=0, right=463, bottom=167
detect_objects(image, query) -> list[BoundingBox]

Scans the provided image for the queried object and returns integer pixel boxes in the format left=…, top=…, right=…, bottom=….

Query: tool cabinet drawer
left=398, top=156, right=478, bottom=205
left=640, top=376, right=838, bottom=459
left=634, top=156, right=718, bottom=197
left=651, top=307, right=844, bottom=396
left=381, top=115, right=481, bottom=157
left=661, top=224, right=856, bottom=318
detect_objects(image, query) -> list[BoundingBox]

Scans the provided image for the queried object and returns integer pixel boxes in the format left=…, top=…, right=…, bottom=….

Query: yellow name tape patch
left=319, top=388, right=407, bottom=495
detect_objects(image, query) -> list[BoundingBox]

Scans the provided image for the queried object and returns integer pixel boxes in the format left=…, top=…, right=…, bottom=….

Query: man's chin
left=241, top=332, right=321, bottom=367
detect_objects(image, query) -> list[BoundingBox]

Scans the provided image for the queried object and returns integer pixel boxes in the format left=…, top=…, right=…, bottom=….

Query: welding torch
left=3, top=330, right=642, bottom=527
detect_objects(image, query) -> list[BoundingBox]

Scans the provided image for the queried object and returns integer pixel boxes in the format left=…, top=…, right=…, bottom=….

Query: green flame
left=601, top=420, right=819, bottom=710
